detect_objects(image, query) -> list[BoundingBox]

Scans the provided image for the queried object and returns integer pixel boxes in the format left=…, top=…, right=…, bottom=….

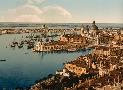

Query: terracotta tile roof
left=95, top=46, right=109, bottom=51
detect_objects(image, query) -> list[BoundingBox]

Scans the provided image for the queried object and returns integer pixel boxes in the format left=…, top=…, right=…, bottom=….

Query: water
left=0, top=33, right=92, bottom=89
left=0, top=23, right=123, bottom=29
left=0, top=23, right=122, bottom=89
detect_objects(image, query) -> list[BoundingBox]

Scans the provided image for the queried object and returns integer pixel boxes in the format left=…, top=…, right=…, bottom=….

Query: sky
left=0, top=0, right=123, bottom=23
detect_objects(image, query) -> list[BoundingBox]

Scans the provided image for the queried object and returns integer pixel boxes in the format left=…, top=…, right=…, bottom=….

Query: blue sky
left=0, top=0, right=122, bottom=23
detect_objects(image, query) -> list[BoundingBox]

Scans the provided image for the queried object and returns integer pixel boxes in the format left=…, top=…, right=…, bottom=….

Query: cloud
left=43, top=6, right=72, bottom=18
left=0, top=2, right=72, bottom=22
left=27, top=0, right=45, bottom=4
left=8, top=5, right=43, bottom=15
left=0, top=5, right=43, bottom=22
left=42, top=6, right=72, bottom=23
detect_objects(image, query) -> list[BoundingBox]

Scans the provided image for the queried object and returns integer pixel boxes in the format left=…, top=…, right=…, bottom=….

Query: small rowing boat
left=0, top=59, right=6, bottom=61
left=67, top=48, right=76, bottom=52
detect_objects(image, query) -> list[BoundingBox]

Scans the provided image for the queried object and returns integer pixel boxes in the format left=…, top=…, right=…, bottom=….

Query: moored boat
left=67, top=48, right=77, bottom=52
left=27, top=44, right=34, bottom=49
left=0, top=59, right=6, bottom=61
left=11, top=44, right=15, bottom=47
left=18, top=44, right=23, bottom=48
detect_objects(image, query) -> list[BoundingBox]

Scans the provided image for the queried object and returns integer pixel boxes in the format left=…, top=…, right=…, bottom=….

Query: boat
left=11, top=44, right=15, bottom=47
left=82, top=47, right=86, bottom=51
left=24, top=52, right=29, bottom=54
left=12, top=41, right=18, bottom=45
left=32, top=48, right=35, bottom=52
left=87, top=47, right=92, bottom=50
left=0, top=59, right=6, bottom=61
left=20, top=41, right=24, bottom=44
left=27, top=44, right=34, bottom=49
left=67, top=48, right=77, bottom=52
left=18, top=44, right=23, bottom=48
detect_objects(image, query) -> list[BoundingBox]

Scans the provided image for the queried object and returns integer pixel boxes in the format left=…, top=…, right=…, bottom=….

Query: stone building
left=65, top=62, right=87, bottom=76
left=33, top=41, right=67, bottom=52
left=60, top=34, right=87, bottom=44
left=64, top=55, right=94, bottom=76
left=93, top=46, right=110, bottom=56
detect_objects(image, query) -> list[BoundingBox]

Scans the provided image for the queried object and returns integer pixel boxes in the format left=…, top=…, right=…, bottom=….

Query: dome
left=91, top=21, right=99, bottom=30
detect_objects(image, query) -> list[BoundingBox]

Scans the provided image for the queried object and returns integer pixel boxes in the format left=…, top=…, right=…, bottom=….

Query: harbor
left=0, top=23, right=93, bottom=89
left=0, top=22, right=123, bottom=89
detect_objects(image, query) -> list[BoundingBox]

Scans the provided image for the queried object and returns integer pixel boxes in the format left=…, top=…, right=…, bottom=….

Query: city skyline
left=0, top=0, right=123, bottom=23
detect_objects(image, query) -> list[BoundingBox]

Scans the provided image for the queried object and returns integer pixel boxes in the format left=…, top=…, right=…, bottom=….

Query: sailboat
left=0, top=59, right=6, bottom=61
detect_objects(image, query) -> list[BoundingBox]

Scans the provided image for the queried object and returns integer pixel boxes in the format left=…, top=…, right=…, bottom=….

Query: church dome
left=91, top=21, right=99, bottom=30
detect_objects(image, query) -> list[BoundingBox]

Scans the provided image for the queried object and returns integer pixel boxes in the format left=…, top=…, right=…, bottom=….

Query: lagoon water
left=0, top=33, right=92, bottom=89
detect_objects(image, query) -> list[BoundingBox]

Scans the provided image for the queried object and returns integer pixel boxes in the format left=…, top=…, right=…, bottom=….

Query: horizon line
left=0, top=22, right=123, bottom=24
